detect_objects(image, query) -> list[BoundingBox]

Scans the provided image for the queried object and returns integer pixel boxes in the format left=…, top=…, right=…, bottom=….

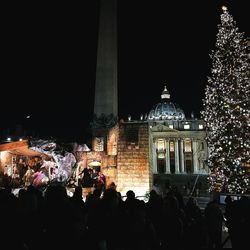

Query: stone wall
left=117, top=122, right=152, bottom=196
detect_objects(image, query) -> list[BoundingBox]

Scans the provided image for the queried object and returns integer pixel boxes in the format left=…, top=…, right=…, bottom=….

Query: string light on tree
left=202, top=6, right=250, bottom=194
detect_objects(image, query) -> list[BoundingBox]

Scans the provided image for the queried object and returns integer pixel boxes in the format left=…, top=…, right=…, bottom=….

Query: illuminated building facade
left=89, top=0, right=208, bottom=196
left=148, top=86, right=208, bottom=176
left=90, top=86, right=208, bottom=196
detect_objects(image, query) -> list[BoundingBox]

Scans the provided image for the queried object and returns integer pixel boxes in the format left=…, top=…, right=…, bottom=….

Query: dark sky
left=1, top=0, right=249, bottom=142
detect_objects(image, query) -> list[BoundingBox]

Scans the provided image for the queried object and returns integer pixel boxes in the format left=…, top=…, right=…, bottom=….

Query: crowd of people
left=1, top=181, right=249, bottom=249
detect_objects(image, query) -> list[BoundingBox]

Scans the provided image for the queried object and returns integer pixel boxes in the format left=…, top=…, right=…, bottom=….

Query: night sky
left=1, top=0, right=249, bottom=142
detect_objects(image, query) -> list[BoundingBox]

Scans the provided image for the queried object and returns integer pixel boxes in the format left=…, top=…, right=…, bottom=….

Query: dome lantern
left=161, top=85, right=170, bottom=100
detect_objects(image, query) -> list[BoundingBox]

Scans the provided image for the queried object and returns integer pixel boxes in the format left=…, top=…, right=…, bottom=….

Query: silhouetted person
left=43, top=184, right=81, bottom=248
left=161, top=194, right=185, bottom=249
left=204, top=200, right=223, bottom=248
left=184, top=197, right=203, bottom=248
left=146, top=190, right=163, bottom=239
left=229, top=196, right=250, bottom=248
left=81, top=166, right=93, bottom=187
left=108, top=181, right=116, bottom=190
left=70, top=186, right=85, bottom=210
left=98, top=171, right=106, bottom=191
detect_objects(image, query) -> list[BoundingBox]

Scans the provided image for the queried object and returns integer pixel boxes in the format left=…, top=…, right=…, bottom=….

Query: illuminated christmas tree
left=202, top=6, right=250, bottom=194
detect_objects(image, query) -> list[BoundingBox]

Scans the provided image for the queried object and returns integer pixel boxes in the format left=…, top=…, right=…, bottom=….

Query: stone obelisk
left=93, top=0, right=118, bottom=128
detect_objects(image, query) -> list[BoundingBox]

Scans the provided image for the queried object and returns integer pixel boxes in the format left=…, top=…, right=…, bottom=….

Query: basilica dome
left=148, top=86, right=186, bottom=120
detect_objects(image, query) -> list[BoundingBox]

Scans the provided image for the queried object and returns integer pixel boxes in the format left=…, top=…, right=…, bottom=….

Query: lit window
left=199, top=124, right=204, bottom=129
left=169, top=125, right=173, bottom=129
left=184, top=139, right=192, bottom=152
left=94, top=137, right=104, bottom=151
left=184, top=124, right=190, bottom=129
left=157, top=139, right=165, bottom=152
left=170, top=141, right=175, bottom=152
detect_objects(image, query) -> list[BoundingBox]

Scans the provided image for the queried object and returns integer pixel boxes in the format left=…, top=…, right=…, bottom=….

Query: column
left=175, top=139, right=179, bottom=173
left=192, top=139, right=199, bottom=174
left=165, top=140, right=170, bottom=173
left=180, top=139, right=185, bottom=173
left=152, top=139, right=157, bottom=174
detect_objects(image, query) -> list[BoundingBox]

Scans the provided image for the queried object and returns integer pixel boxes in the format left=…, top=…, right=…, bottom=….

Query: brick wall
left=117, top=122, right=152, bottom=196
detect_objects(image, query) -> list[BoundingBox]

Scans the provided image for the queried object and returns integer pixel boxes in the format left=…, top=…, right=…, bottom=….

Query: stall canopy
left=0, top=140, right=45, bottom=157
